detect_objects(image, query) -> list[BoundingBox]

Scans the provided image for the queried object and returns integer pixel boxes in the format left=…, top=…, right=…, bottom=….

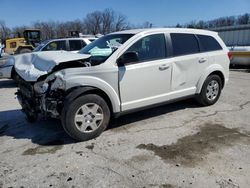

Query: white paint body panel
left=0, top=66, right=12, bottom=78
left=14, top=28, right=230, bottom=114
left=0, top=56, right=15, bottom=79
left=119, top=59, right=172, bottom=111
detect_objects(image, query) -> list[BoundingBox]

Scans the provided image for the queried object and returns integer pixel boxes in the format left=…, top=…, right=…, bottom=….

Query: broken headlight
left=34, top=81, right=49, bottom=94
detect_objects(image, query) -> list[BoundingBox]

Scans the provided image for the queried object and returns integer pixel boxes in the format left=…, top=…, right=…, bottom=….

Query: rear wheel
left=61, top=94, right=110, bottom=141
left=196, top=75, right=222, bottom=106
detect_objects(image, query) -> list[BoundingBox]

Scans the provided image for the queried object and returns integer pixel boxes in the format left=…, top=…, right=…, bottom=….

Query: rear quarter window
left=170, top=33, right=200, bottom=56
left=197, top=35, right=222, bottom=52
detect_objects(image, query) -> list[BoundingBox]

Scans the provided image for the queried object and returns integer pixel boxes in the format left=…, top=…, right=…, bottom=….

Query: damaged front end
left=16, top=72, right=66, bottom=121
left=14, top=51, right=91, bottom=121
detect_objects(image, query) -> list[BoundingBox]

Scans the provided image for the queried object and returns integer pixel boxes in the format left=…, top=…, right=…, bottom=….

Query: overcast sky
left=1, top=0, right=250, bottom=28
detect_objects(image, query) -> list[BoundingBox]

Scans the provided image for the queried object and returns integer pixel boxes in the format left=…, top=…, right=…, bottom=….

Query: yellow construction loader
left=4, top=29, right=41, bottom=55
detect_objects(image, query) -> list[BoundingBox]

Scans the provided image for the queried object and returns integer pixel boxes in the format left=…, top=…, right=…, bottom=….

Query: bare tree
left=114, top=13, right=129, bottom=31
left=32, top=21, right=56, bottom=40
left=83, top=9, right=129, bottom=35
left=238, top=13, right=250, bottom=25
left=187, top=20, right=196, bottom=28
left=12, top=26, right=28, bottom=37
left=84, top=11, right=103, bottom=35
left=0, top=20, right=11, bottom=40
left=102, top=8, right=115, bottom=34
left=141, top=21, right=153, bottom=28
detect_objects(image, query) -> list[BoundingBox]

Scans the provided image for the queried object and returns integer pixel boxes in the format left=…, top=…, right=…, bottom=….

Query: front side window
left=69, top=40, right=85, bottom=51
left=171, top=33, right=200, bottom=56
left=125, top=34, right=166, bottom=63
left=197, top=35, right=222, bottom=52
left=79, top=34, right=134, bottom=64
left=43, top=40, right=67, bottom=51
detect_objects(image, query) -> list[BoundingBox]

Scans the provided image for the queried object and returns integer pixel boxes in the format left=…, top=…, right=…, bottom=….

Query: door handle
left=199, top=58, right=207, bottom=63
left=159, top=64, right=170, bottom=71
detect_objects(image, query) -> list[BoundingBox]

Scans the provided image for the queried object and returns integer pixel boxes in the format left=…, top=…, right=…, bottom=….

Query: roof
left=112, top=28, right=217, bottom=36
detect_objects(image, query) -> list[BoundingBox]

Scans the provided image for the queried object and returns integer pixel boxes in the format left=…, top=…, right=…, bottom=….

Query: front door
left=118, top=34, right=172, bottom=111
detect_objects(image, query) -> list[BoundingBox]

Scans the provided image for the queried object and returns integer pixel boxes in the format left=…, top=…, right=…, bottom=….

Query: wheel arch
left=63, top=86, right=116, bottom=116
left=196, top=65, right=227, bottom=94
left=208, top=71, right=225, bottom=89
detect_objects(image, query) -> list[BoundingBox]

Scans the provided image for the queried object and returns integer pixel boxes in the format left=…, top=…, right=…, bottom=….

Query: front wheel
left=196, top=75, right=222, bottom=106
left=61, top=94, right=110, bottom=141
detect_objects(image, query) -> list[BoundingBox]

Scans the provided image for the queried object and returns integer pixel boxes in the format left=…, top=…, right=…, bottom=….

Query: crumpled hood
left=14, top=51, right=91, bottom=82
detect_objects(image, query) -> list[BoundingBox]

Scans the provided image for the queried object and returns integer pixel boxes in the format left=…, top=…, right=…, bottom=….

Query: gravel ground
left=0, top=70, right=250, bottom=188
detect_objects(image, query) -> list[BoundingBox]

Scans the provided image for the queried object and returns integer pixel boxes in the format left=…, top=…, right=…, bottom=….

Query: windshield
left=33, top=40, right=50, bottom=52
left=79, top=34, right=134, bottom=64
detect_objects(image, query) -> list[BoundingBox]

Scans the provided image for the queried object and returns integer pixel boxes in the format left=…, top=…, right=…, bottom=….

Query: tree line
left=0, top=9, right=132, bottom=41
left=1, top=10, right=250, bottom=41
left=176, top=13, right=250, bottom=29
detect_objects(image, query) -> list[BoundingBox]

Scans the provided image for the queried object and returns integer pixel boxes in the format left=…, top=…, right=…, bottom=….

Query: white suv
left=33, top=37, right=96, bottom=53
left=14, top=28, right=230, bottom=141
left=0, top=37, right=96, bottom=79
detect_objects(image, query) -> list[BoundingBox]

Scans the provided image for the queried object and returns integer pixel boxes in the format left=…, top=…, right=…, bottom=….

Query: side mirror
left=117, top=51, right=139, bottom=66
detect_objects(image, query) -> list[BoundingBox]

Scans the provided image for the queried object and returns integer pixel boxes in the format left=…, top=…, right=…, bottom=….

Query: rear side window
left=197, top=35, right=222, bottom=52
left=171, top=33, right=199, bottom=56
left=69, top=40, right=86, bottom=51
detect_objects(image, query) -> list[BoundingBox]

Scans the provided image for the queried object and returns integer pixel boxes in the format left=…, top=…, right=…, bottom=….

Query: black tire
left=11, top=68, right=18, bottom=81
left=61, top=94, right=110, bottom=141
left=26, top=114, right=37, bottom=123
left=19, top=48, right=32, bottom=54
left=196, top=74, right=222, bottom=106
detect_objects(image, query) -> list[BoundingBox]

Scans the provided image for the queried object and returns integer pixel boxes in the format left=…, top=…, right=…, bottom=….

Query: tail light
left=228, top=52, right=233, bottom=60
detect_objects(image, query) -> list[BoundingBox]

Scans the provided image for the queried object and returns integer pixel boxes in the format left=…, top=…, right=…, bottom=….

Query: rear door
left=170, top=33, right=209, bottom=94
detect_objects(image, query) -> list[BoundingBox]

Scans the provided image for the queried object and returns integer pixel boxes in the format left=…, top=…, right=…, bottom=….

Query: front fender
left=65, top=76, right=121, bottom=113
left=196, top=64, right=228, bottom=94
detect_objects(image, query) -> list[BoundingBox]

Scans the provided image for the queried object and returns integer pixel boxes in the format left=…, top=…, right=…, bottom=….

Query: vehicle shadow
left=0, top=99, right=200, bottom=145
left=230, top=65, right=250, bottom=73
left=0, top=79, right=16, bottom=88
left=109, top=99, right=199, bottom=129
left=0, top=109, right=76, bottom=146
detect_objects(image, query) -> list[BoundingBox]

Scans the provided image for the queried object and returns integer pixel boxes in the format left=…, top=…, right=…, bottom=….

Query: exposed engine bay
left=14, top=51, right=94, bottom=121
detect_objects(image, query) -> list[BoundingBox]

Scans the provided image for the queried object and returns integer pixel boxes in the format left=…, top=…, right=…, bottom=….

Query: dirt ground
left=0, top=70, right=250, bottom=188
